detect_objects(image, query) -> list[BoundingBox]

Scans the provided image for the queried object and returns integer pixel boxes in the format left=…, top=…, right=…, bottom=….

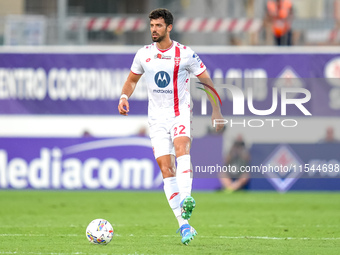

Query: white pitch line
left=0, top=233, right=339, bottom=241
left=157, top=235, right=340, bottom=241
left=0, top=234, right=79, bottom=237
left=0, top=253, right=89, bottom=255
left=215, top=236, right=340, bottom=241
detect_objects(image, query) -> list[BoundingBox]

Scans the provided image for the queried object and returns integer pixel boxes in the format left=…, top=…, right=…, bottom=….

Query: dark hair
left=148, top=8, right=173, bottom=26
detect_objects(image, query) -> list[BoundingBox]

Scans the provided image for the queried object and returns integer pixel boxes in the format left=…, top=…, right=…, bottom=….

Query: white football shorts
left=149, top=107, right=192, bottom=159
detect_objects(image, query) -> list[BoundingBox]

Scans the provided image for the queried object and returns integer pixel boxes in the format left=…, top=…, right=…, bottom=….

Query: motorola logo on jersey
left=154, top=71, right=170, bottom=88
left=153, top=89, right=172, bottom=94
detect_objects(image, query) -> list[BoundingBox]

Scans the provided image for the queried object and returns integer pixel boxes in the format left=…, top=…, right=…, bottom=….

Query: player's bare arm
left=197, top=70, right=224, bottom=132
left=118, top=71, right=142, bottom=116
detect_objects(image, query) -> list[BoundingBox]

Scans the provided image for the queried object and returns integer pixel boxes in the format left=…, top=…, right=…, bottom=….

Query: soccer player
left=118, top=8, right=223, bottom=245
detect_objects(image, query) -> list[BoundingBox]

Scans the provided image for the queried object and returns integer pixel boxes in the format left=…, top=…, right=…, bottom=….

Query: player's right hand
left=118, top=98, right=129, bottom=116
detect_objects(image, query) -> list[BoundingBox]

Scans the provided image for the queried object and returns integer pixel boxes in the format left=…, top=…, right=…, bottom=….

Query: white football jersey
left=131, top=40, right=206, bottom=118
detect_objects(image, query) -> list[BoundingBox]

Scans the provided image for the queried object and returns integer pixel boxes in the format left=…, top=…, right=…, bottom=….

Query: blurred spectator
left=137, top=125, right=148, bottom=137
left=230, top=34, right=243, bottom=46
left=82, top=130, right=92, bottom=138
left=265, top=0, right=293, bottom=46
left=218, top=134, right=250, bottom=193
left=319, top=126, right=339, bottom=143
left=332, top=0, right=340, bottom=45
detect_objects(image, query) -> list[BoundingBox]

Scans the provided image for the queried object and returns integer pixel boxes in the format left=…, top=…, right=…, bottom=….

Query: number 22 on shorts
left=174, top=125, right=186, bottom=137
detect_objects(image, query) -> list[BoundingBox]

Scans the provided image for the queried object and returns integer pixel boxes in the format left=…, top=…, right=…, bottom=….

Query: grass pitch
left=0, top=191, right=339, bottom=255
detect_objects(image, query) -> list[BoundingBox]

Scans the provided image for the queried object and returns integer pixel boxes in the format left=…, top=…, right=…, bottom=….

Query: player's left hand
left=211, top=109, right=224, bottom=133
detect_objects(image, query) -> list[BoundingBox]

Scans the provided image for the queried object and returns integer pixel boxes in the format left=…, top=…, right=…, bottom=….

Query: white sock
left=163, top=177, right=181, bottom=219
left=176, top=216, right=189, bottom=227
left=176, top=154, right=193, bottom=202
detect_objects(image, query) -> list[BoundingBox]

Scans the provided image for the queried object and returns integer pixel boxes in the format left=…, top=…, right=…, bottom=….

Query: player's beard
left=152, top=31, right=167, bottom=43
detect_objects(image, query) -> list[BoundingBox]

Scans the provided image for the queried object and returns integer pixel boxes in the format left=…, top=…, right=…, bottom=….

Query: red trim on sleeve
left=130, top=70, right=142, bottom=75
left=173, top=46, right=181, bottom=117
left=196, top=68, right=206, bottom=77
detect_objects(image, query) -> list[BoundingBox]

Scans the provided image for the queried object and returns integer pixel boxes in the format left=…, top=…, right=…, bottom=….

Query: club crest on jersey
left=154, top=53, right=171, bottom=60
left=154, top=71, right=171, bottom=88
left=175, top=57, right=181, bottom=67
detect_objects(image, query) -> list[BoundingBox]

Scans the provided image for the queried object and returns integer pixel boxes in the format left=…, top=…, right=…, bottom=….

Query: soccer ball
left=86, top=219, right=114, bottom=244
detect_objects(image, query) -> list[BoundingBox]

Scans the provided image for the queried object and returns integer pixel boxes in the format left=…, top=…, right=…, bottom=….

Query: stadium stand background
left=0, top=0, right=339, bottom=46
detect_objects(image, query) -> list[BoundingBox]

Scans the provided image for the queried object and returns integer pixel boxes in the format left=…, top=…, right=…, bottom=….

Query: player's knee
left=160, top=165, right=176, bottom=178
left=174, top=137, right=191, bottom=157
left=175, top=145, right=189, bottom=157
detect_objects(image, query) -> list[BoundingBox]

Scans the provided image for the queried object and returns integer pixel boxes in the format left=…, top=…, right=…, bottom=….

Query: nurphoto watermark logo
left=195, top=79, right=312, bottom=128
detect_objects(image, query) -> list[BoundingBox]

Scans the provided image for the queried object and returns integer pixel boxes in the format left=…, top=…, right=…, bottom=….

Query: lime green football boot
left=180, top=196, right=196, bottom=220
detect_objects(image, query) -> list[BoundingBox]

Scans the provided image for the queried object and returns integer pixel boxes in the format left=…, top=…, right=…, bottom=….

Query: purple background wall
left=0, top=51, right=339, bottom=191
left=0, top=137, right=339, bottom=191
left=0, top=52, right=339, bottom=116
